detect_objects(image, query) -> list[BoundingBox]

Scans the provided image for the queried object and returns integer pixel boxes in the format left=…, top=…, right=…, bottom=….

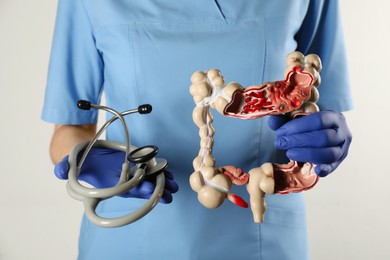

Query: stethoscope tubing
left=83, top=173, right=165, bottom=227
left=78, top=104, right=134, bottom=167
left=65, top=102, right=167, bottom=227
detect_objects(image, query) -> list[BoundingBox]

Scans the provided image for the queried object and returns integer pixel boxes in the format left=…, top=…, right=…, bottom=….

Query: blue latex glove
left=268, top=111, right=352, bottom=177
left=54, top=147, right=179, bottom=203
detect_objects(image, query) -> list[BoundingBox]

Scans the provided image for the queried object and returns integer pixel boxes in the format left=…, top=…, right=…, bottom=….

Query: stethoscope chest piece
left=128, top=145, right=168, bottom=176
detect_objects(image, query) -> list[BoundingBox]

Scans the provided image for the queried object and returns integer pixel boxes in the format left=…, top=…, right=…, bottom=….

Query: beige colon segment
left=190, top=70, right=234, bottom=208
left=246, top=163, right=275, bottom=223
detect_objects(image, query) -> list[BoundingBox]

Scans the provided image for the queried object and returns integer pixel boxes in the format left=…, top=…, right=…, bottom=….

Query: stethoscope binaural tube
left=66, top=101, right=167, bottom=228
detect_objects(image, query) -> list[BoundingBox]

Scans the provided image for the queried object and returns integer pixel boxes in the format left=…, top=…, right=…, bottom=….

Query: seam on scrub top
left=94, top=18, right=265, bottom=34
left=80, top=0, right=97, bottom=35
left=256, top=123, right=264, bottom=260
left=263, top=205, right=307, bottom=228
left=127, top=26, right=141, bottom=104
left=260, top=17, right=267, bottom=260
left=212, top=0, right=227, bottom=23
left=317, top=96, right=354, bottom=112
left=257, top=16, right=266, bottom=260
left=256, top=16, right=267, bottom=167
left=257, top=223, right=262, bottom=260
left=261, top=17, right=267, bottom=86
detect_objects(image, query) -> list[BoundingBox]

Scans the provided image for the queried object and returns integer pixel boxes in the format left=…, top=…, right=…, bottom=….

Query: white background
left=0, top=1, right=389, bottom=259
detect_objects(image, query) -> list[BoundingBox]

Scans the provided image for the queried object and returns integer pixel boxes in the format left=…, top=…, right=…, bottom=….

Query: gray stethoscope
left=66, top=100, right=167, bottom=228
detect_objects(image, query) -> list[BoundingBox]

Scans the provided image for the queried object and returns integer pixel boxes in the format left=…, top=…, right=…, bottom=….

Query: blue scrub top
left=42, top=1, right=352, bottom=259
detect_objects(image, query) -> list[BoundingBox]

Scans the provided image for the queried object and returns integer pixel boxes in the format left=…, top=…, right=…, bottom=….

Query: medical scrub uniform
left=42, top=0, right=352, bottom=259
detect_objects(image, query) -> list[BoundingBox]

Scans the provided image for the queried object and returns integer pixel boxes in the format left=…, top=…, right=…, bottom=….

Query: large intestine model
left=189, top=51, right=322, bottom=223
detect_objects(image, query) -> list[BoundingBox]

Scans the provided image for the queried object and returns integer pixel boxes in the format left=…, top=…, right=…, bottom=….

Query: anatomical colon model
left=189, top=51, right=322, bottom=223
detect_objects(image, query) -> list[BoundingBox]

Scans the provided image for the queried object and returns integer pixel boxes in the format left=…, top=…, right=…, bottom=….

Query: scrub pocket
left=78, top=197, right=147, bottom=259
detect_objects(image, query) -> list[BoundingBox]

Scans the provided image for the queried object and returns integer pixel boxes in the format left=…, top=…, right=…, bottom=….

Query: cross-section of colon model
left=189, top=51, right=322, bottom=223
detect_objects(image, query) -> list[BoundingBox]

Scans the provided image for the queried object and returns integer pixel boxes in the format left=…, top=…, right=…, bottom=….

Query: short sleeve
left=295, top=0, right=353, bottom=112
left=41, top=0, right=104, bottom=124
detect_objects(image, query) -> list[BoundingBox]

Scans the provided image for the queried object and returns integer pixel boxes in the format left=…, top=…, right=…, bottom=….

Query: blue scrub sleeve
left=295, top=0, right=353, bottom=112
left=41, top=0, right=103, bottom=124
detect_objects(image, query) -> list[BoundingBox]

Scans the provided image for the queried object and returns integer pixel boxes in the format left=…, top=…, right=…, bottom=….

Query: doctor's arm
left=50, top=124, right=96, bottom=164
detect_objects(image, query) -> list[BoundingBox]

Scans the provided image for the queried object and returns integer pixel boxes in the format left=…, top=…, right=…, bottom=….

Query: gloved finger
left=163, top=169, right=175, bottom=180
left=315, top=162, right=342, bottom=177
left=125, top=176, right=177, bottom=194
left=159, top=190, right=173, bottom=204
left=276, top=111, right=343, bottom=136
left=275, top=128, right=344, bottom=149
left=133, top=180, right=155, bottom=195
left=286, top=146, right=343, bottom=165
left=119, top=180, right=154, bottom=198
left=315, top=139, right=351, bottom=177
left=144, top=171, right=179, bottom=193
left=120, top=185, right=174, bottom=204
left=164, top=177, right=179, bottom=193
left=54, top=156, right=70, bottom=180
left=267, top=115, right=290, bottom=131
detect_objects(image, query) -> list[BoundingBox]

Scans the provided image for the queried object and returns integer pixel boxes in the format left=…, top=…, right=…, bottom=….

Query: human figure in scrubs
left=42, top=0, right=352, bottom=259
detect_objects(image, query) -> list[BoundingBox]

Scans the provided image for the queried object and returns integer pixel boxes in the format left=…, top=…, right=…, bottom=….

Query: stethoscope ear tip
left=77, top=100, right=92, bottom=110
left=138, top=104, right=152, bottom=114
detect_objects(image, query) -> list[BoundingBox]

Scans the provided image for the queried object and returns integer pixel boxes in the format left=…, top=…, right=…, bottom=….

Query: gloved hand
left=54, top=147, right=179, bottom=203
left=268, top=111, right=352, bottom=177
